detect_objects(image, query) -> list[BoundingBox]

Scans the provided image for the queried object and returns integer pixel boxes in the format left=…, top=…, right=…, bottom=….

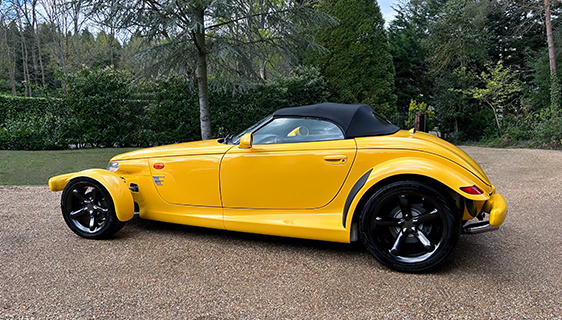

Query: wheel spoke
left=93, top=205, right=108, bottom=213
left=72, top=189, right=85, bottom=201
left=69, top=207, right=87, bottom=218
left=414, top=229, right=435, bottom=251
left=374, top=216, right=401, bottom=227
left=414, top=209, right=439, bottom=223
left=399, top=195, right=411, bottom=218
left=390, top=230, right=409, bottom=255
left=89, top=215, right=96, bottom=231
left=91, top=188, right=99, bottom=202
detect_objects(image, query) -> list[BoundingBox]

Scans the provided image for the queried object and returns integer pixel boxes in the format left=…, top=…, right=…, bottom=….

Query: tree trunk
left=109, top=31, right=115, bottom=66
left=194, top=7, right=212, bottom=140
left=8, top=45, right=17, bottom=96
left=545, top=0, right=559, bottom=108
left=20, top=34, right=30, bottom=96
left=0, top=19, right=17, bottom=95
left=74, top=1, right=81, bottom=66
left=17, top=17, right=31, bottom=96
left=10, top=62, right=17, bottom=95
left=32, top=0, right=46, bottom=85
left=454, top=118, right=458, bottom=135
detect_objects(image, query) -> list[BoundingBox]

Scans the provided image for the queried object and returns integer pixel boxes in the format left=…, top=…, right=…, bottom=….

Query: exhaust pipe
left=461, top=221, right=499, bottom=234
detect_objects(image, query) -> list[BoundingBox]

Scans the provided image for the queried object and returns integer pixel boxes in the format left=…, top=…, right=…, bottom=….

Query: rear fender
left=49, top=169, right=134, bottom=222
left=345, top=157, right=491, bottom=228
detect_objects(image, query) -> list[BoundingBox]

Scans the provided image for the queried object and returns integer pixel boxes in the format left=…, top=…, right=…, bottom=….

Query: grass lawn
left=0, top=148, right=138, bottom=185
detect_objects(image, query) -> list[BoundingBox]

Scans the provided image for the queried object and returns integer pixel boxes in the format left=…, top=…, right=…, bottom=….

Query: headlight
left=107, top=162, right=119, bottom=172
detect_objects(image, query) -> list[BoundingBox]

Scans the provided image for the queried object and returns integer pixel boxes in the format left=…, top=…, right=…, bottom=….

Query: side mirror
left=238, top=132, right=253, bottom=149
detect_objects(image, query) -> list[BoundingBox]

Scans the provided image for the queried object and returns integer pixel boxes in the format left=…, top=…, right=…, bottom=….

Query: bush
left=0, top=95, right=68, bottom=150
left=1, top=66, right=330, bottom=150
left=63, top=67, right=146, bottom=147
left=210, top=67, right=330, bottom=137
left=535, top=107, right=562, bottom=148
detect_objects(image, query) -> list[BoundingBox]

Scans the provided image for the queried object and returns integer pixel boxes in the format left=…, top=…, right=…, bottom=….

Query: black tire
left=61, top=177, right=125, bottom=239
left=359, top=180, right=460, bottom=273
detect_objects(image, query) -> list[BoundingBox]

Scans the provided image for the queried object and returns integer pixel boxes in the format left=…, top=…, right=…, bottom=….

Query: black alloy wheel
left=61, top=177, right=125, bottom=239
left=359, top=180, right=460, bottom=273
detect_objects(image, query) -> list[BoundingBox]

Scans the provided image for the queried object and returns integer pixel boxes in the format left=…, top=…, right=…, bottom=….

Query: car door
left=220, top=117, right=356, bottom=209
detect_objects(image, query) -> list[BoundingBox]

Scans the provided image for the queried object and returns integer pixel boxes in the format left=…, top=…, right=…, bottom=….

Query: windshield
left=226, top=115, right=273, bottom=145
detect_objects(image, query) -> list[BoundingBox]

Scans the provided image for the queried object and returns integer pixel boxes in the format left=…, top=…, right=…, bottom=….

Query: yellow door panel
left=148, top=155, right=222, bottom=207
left=220, top=140, right=356, bottom=209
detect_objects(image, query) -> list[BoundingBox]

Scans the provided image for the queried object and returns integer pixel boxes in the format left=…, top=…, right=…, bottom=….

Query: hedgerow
left=0, top=67, right=329, bottom=150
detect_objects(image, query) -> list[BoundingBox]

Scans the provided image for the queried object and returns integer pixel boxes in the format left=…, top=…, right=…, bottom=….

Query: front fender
left=49, top=169, right=134, bottom=222
left=344, top=157, right=491, bottom=228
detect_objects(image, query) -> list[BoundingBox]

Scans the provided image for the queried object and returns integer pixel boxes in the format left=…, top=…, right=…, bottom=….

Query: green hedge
left=0, top=67, right=330, bottom=150
left=0, top=95, right=69, bottom=150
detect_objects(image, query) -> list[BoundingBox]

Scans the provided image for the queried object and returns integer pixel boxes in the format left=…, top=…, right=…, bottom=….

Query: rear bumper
left=462, top=193, right=507, bottom=234
left=482, top=193, right=507, bottom=227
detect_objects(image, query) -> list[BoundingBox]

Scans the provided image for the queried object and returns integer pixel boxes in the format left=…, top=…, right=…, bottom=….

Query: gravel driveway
left=1, top=146, right=561, bottom=319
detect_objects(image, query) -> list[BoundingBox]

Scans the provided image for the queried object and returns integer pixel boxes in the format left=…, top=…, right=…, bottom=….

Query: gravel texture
left=1, top=146, right=561, bottom=319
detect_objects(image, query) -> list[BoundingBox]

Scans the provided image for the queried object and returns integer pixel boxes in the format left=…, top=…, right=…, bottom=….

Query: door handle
left=323, top=155, right=348, bottom=164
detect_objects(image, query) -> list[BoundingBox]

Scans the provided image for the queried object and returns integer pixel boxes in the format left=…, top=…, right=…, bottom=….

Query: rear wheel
left=359, top=181, right=460, bottom=273
left=61, top=178, right=125, bottom=239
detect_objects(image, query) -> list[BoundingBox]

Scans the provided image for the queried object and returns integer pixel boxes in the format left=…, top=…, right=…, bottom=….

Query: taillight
left=460, top=185, right=483, bottom=195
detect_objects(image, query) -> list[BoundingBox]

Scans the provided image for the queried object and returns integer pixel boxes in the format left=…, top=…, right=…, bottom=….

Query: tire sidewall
left=61, top=177, right=122, bottom=239
left=359, top=180, right=460, bottom=273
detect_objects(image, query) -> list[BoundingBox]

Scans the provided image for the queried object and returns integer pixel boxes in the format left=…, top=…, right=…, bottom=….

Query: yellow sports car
left=49, top=103, right=507, bottom=273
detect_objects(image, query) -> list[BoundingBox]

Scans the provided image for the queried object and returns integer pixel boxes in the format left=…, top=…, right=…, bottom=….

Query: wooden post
left=414, top=112, right=426, bottom=132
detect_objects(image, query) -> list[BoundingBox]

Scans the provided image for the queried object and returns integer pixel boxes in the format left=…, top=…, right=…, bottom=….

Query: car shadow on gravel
left=116, top=216, right=496, bottom=274
left=122, top=215, right=367, bottom=256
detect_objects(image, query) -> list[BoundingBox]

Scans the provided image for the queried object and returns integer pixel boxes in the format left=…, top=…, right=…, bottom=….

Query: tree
left=545, top=0, right=560, bottom=108
left=426, top=0, right=492, bottom=74
left=454, top=61, right=523, bottom=135
left=388, top=0, right=442, bottom=113
left=310, top=0, right=396, bottom=117
left=91, top=0, right=328, bottom=140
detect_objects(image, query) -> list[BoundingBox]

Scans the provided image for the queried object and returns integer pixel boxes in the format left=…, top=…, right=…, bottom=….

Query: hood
left=111, top=139, right=234, bottom=161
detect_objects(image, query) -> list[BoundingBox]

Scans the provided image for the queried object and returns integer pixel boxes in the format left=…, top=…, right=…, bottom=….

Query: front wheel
left=359, top=181, right=460, bottom=273
left=61, top=177, right=125, bottom=239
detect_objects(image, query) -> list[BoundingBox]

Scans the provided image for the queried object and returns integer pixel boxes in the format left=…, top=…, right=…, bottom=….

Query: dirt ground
left=1, top=146, right=561, bottom=319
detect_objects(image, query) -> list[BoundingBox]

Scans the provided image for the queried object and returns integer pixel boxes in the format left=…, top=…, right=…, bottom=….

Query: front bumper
left=462, top=193, right=507, bottom=234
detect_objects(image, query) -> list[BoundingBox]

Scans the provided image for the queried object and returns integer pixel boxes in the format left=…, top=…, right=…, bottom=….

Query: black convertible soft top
left=273, top=102, right=400, bottom=138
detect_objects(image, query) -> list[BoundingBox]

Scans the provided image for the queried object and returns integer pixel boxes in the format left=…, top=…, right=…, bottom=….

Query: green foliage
left=453, top=61, right=523, bottom=135
left=211, top=66, right=330, bottom=137
left=63, top=67, right=145, bottom=147
left=143, top=76, right=200, bottom=145
left=426, top=0, right=492, bottom=74
left=388, top=0, right=437, bottom=112
left=536, top=106, right=562, bottom=148
left=0, top=67, right=329, bottom=150
left=407, top=99, right=435, bottom=128
left=309, top=0, right=396, bottom=118
left=0, top=95, right=68, bottom=150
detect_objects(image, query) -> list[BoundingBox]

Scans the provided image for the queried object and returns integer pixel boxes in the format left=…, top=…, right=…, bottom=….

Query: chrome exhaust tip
left=461, top=221, right=499, bottom=234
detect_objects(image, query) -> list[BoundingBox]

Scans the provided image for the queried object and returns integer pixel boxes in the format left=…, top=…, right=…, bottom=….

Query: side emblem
left=152, top=176, right=165, bottom=186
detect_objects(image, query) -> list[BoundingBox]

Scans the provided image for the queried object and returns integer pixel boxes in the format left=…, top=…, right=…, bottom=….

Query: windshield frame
left=224, top=115, right=273, bottom=145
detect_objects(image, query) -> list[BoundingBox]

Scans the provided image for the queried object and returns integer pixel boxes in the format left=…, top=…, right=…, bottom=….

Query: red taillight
left=153, top=163, right=165, bottom=170
left=460, top=185, right=483, bottom=195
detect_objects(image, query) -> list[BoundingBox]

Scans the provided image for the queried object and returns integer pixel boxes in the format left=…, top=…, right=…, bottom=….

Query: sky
left=378, top=0, right=399, bottom=25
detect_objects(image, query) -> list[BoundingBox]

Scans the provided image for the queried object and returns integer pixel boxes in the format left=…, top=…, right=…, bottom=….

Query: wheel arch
left=344, top=157, right=490, bottom=235
left=52, top=169, right=134, bottom=222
